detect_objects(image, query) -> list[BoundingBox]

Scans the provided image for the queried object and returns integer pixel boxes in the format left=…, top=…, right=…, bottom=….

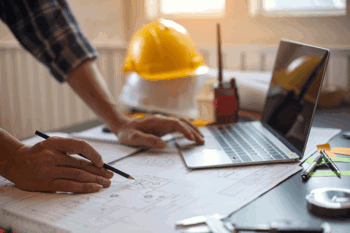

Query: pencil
left=320, top=150, right=341, bottom=177
left=35, top=130, right=134, bottom=180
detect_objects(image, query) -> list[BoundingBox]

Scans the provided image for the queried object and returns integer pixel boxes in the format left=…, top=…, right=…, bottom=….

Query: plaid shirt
left=0, top=0, right=98, bottom=83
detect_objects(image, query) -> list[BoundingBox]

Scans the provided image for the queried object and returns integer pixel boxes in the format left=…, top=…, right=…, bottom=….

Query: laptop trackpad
left=176, top=138, right=232, bottom=168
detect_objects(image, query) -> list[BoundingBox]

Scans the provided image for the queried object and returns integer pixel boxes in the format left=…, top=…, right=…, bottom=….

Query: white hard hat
left=119, top=72, right=206, bottom=118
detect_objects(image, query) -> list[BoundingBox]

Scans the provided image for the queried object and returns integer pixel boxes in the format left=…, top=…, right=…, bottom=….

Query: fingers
left=48, top=179, right=104, bottom=193
left=118, top=129, right=167, bottom=149
left=155, top=116, right=204, bottom=145
left=57, top=156, right=114, bottom=179
left=120, top=114, right=205, bottom=147
left=39, top=137, right=104, bottom=168
left=52, top=167, right=112, bottom=188
left=179, top=118, right=205, bottom=144
left=180, top=118, right=204, bottom=137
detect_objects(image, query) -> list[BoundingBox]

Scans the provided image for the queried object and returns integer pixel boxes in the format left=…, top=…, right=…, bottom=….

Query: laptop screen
left=260, top=40, right=329, bottom=157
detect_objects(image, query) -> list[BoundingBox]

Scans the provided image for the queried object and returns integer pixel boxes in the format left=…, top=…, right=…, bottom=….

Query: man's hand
left=5, top=137, right=114, bottom=193
left=115, top=115, right=205, bottom=149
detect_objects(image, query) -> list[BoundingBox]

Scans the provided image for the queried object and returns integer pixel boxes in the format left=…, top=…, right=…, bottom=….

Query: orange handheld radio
left=214, top=23, right=239, bottom=125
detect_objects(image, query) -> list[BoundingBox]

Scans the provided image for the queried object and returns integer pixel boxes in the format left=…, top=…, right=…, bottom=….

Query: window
left=249, top=0, right=346, bottom=17
left=146, top=0, right=225, bottom=19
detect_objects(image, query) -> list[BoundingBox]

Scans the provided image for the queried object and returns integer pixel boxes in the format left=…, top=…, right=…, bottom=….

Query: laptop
left=176, top=39, right=330, bottom=169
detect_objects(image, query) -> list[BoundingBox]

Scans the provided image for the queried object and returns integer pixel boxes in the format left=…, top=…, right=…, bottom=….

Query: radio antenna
left=217, top=23, right=223, bottom=87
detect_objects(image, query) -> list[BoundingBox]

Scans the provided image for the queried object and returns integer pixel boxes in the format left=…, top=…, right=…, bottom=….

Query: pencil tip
left=129, top=176, right=135, bottom=180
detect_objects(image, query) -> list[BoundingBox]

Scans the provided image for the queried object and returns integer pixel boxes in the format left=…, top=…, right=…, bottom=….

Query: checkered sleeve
left=0, top=0, right=98, bottom=83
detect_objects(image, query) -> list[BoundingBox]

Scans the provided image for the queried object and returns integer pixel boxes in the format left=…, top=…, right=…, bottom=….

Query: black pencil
left=35, top=130, right=134, bottom=180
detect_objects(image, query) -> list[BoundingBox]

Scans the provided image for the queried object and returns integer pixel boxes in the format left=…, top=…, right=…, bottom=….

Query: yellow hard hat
left=123, top=18, right=209, bottom=80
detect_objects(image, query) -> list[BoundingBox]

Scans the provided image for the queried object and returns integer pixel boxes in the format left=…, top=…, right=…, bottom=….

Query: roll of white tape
left=306, top=188, right=350, bottom=217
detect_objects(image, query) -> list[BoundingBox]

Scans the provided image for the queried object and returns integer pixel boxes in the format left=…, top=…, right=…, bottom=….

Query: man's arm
left=66, top=60, right=130, bottom=132
left=67, top=60, right=204, bottom=149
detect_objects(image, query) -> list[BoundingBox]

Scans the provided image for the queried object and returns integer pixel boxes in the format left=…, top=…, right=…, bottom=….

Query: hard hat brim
left=130, top=65, right=210, bottom=81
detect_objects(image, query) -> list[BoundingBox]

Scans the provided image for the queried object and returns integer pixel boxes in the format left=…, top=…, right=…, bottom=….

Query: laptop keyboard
left=208, top=123, right=289, bottom=163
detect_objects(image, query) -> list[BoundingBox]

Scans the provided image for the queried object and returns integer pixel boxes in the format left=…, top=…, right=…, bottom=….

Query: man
left=0, top=0, right=204, bottom=193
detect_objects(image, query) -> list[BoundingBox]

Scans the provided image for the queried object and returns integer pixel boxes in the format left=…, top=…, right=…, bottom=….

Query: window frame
left=145, top=0, right=226, bottom=19
left=249, top=0, right=347, bottom=17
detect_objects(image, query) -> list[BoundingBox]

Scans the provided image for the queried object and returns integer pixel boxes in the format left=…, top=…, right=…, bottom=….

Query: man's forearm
left=66, top=60, right=130, bottom=132
left=0, top=128, right=24, bottom=178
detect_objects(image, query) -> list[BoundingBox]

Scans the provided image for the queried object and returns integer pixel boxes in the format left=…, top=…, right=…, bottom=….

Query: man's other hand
left=115, top=115, right=205, bottom=149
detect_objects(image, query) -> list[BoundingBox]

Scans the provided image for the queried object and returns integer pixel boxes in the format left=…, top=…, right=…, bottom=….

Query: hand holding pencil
left=5, top=132, right=124, bottom=193
left=35, top=131, right=134, bottom=180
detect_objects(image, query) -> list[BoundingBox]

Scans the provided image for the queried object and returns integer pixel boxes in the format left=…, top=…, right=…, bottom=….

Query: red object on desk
left=0, top=229, right=14, bottom=233
left=214, top=79, right=239, bottom=124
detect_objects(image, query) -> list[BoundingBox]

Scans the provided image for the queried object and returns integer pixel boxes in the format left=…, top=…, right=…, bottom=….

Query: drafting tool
left=306, top=188, right=350, bottom=217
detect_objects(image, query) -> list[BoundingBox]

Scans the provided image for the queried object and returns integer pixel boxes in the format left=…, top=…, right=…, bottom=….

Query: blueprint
left=0, top=142, right=301, bottom=233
